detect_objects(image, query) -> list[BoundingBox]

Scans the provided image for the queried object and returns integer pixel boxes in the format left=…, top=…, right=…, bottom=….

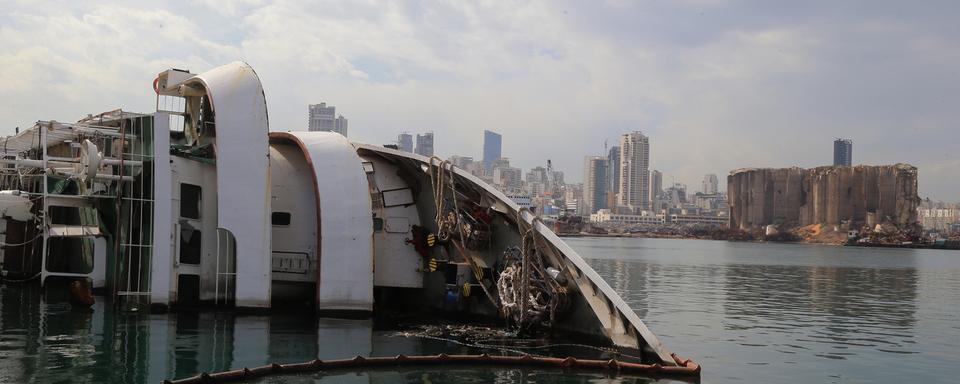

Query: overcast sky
left=1, top=1, right=957, bottom=200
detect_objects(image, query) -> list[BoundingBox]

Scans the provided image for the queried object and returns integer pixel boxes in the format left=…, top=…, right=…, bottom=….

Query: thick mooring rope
left=427, top=157, right=499, bottom=308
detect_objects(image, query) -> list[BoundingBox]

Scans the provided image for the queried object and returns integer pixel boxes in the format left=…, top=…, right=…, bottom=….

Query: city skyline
left=440, top=128, right=729, bottom=207
left=2, top=2, right=958, bottom=200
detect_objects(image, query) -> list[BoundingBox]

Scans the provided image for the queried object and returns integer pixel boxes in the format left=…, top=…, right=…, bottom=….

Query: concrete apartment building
left=493, top=166, right=523, bottom=191
left=702, top=174, right=719, bottom=195
left=308, top=102, right=348, bottom=136
left=397, top=133, right=413, bottom=152
left=650, top=170, right=663, bottom=212
left=415, top=132, right=434, bottom=157
left=618, top=131, right=650, bottom=213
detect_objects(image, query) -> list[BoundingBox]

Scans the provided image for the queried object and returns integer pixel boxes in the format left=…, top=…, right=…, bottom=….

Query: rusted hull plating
left=163, top=353, right=700, bottom=383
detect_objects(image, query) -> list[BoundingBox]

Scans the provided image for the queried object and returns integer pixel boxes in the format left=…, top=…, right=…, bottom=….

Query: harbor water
left=2, top=238, right=958, bottom=383
left=567, top=238, right=960, bottom=383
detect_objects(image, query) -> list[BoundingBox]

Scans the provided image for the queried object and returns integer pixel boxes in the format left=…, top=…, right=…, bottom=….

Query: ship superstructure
left=0, top=62, right=683, bottom=366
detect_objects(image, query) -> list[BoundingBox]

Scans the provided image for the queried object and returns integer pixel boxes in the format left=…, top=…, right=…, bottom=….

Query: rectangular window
left=271, top=212, right=291, bottom=226
left=45, top=237, right=95, bottom=274
left=177, top=274, right=200, bottom=305
left=48, top=206, right=99, bottom=227
left=180, top=183, right=201, bottom=219
left=362, top=161, right=375, bottom=173
left=381, top=188, right=414, bottom=207
left=179, top=227, right=202, bottom=265
left=49, top=206, right=82, bottom=226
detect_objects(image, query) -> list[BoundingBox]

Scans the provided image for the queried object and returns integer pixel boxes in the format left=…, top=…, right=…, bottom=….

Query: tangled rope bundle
left=425, top=158, right=568, bottom=330
left=496, top=219, right=569, bottom=330
left=497, top=247, right=550, bottom=327
left=427, top=157, right=499, bottom=307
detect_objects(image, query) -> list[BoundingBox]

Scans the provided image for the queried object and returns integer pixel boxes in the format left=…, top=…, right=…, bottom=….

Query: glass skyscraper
left=483, top=130, right=502, bottom=171
left=833, top=138, right=853, bottom=166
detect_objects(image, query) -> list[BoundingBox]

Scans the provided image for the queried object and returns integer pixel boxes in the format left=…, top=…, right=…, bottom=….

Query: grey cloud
left=0, top=0, right=957, bottom=200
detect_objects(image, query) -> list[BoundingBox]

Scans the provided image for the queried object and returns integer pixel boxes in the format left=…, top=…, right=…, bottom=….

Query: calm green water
left=2, top=238, right=958, bottom=383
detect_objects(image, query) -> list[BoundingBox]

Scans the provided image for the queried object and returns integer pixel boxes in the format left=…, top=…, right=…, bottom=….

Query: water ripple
left=566, top=237, right=960, bottom=384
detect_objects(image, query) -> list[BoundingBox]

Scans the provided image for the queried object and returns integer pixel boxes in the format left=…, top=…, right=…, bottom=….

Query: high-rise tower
left=308, top=103, right=348, bottom=136
left=618, top=132, right=650, bottom=212
left=833, top=138, right=853, bottom=166
left=607, top=145, right=621, bottom=196
left=702, top=174, right=719, bottom=194
left=483, top=130, right=502, bottom=171
left=583, top=156, right=608, bottom=215
left=397, top=133, right=413, bottom=152
left=650, top=170, right=663, bottom=212
left=415, top=132, right=434, bottom=157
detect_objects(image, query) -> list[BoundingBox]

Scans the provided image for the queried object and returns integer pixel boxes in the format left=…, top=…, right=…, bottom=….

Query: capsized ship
left=0, top=62, right=684, bottom=366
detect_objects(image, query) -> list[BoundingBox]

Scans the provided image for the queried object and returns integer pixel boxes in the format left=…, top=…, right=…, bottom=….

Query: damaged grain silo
left=727, top=164, right=920, bottom=230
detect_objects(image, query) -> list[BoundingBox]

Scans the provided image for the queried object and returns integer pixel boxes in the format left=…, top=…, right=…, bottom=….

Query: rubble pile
left=789, top=224, right=846, bottom=244
left=848, top=223, right=925, bottom=245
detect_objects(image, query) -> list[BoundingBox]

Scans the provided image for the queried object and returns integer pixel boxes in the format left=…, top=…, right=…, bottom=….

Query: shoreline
left=557, top=233, right=960, bottom=250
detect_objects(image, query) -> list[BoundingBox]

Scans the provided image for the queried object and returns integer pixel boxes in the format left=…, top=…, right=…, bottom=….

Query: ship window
left=177, top=274, right=200, bottom=306
left=180, top=227, right=202, bottom=265
left=180, top=183, right=201, bottom=219
left=373, top=217, right=384, bottom=231
left=272, top=212, right=291, bottom=226
left=48, top=206, right=98, bottom=227
left=381, top=188, right=414, bottom=207
left=49, top=206, right=82, bottom=225
left=362, top=161, right=375, bottom=173
left=45, top=237, right=94, bottom=274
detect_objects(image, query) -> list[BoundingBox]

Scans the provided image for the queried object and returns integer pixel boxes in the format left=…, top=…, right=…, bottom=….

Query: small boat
left=0, top=62, right=689, bottom=368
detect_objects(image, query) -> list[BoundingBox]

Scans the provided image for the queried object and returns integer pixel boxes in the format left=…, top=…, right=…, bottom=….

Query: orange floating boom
left=164, top=353, right=700, bottom=383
